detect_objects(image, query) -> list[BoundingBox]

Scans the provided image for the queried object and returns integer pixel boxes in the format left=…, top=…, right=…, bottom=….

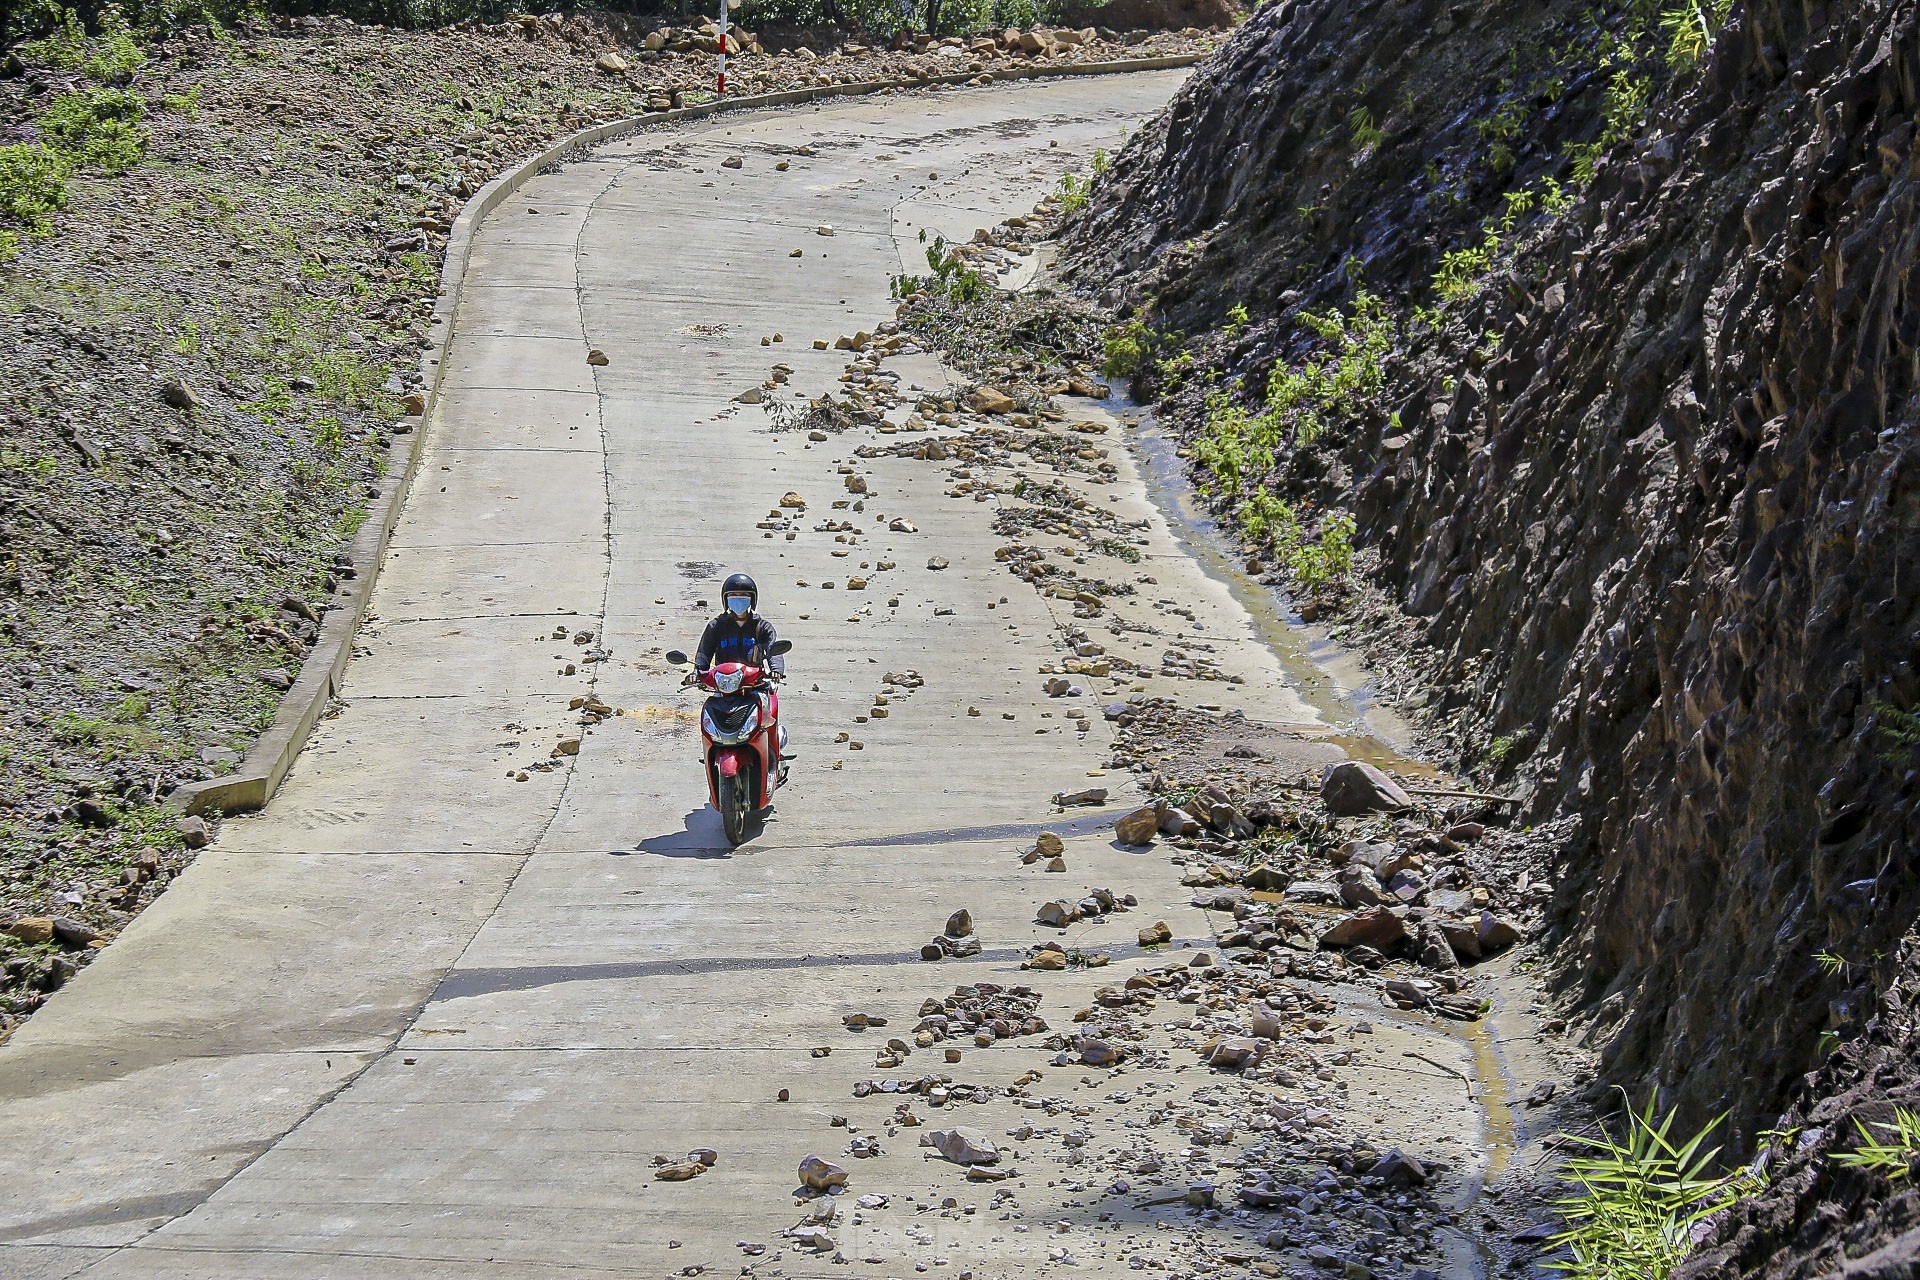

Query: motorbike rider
left=695, top=572, right=788, bottom=781
left=695, top=572, right=784, bottom=676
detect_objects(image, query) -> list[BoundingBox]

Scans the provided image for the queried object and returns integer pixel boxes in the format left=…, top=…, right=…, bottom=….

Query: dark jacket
left=696, top=612, right=783, bottom=675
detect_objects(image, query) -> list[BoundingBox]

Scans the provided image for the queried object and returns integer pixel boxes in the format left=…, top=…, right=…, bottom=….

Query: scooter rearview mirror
left=664, top=649, right=689, bottom=666
left=767, top=639, right=793, bottom=657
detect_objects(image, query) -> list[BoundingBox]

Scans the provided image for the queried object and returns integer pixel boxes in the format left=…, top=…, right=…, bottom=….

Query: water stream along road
left=0, top=71, right=1540, bottom=1280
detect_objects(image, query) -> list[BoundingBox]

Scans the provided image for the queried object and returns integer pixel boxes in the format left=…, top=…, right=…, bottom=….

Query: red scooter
left=664, top=640, right=791, bottom=846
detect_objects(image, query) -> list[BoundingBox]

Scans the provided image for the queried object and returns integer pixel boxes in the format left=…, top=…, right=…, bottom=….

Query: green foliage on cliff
left=1193, top=291, right=1393, bottom=478
left=1834, top=1107, right=1920, bottom=1181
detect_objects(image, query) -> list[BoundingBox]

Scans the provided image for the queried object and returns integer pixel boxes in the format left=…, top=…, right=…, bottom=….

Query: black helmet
left=722, top=572, right=758, bottom=616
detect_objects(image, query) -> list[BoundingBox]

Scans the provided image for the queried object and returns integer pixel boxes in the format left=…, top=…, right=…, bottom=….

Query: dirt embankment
left=1057, top=0, right=1920, bottom=1268
left=0, top=12, right=1214, bottom=1040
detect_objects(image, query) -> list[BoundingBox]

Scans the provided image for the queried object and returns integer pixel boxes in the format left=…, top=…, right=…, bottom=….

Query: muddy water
left=1119, top=398, right=1436, bottom=775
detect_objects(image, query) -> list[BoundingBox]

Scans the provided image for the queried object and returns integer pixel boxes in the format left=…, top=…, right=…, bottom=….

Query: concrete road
left=1, top=72, right=1494, bottom=1280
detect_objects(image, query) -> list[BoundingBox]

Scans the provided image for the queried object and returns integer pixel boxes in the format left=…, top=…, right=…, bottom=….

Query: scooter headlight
left=714, top=668, right=746, bottom=694
left=703, top=701, right=761, bottom=745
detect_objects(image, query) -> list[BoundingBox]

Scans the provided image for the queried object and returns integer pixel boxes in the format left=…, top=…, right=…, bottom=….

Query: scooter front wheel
left=720, top=773, right=750, bottom=847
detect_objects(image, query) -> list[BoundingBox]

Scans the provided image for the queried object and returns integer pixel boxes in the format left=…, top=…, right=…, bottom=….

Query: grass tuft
left=1547, top=1093, right=1763, bottom=1280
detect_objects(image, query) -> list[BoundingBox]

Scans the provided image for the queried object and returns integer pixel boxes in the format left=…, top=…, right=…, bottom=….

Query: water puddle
left=1114, top=395, right=1433, bottom=775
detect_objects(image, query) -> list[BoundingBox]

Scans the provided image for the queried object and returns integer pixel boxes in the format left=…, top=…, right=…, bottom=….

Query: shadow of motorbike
left=632, top=804, right=768, bottom=856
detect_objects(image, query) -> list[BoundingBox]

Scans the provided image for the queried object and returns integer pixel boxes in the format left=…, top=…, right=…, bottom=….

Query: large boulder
left=1320, top=761, right=1414, bottom=816
left=1318, top=906, right=1409, bottom=951
left=1113, top=805, right=1160, bottom=846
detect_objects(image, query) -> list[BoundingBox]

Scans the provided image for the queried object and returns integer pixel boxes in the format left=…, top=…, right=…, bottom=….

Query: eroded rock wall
left=1064, top=0, right=1920, bottom=1258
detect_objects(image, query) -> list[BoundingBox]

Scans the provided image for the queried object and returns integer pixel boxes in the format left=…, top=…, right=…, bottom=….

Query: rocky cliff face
left=1064, top=0, right=1920, bottom=1263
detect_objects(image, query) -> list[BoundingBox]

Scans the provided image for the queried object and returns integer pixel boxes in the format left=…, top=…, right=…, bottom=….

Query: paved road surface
left=0, top=71, right=1486, bottom=1279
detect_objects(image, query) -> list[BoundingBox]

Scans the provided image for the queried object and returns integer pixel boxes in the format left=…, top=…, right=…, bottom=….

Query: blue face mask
left=726, top=595, right=753, bottom=617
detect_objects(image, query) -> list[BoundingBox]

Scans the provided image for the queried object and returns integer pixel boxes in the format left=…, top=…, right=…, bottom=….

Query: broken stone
left=1319, top=760, right=1414, bottom=816
left=1205, top=1036, right=1263, bottom=1070
left=1477, top=911, right=1521, bottom=953
left=654, top=1160, right=705, bottom=1180
left=1113, top=806, right=1159, bottom=846
left=587, top=348, right=610, bottom=366
left=1338, top=864, right=1388, bottom=907
left=1438, top=915, right=1483, bottom=961
left=1318, top=907, right=1408, bottom=951
left=925, top=1126, right=999, bottom=1165
left=1138, top=920, right=1172, bottom=947
left=176, top=814, right=211, bottom=849
left=969, top=385, right=1016, bottom=414
left=4, top=916, right=54, bottom=945
left=1370, top=1148, right=1428, bottom=1188
left=1243, top=863, right=1290, bottom=892
left=799, top=1155, right=849, bottom=1190
left=1159, top=806, right=1201, bottom=837
left=1400, top=919, right=1453, bottom=971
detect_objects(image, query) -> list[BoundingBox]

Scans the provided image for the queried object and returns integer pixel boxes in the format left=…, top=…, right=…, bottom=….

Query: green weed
left=1661, top=0, right=1733, bottom=70
left=1547, top=1094, right=1763, bottom=1280
left=1349, top=106, right=1385, bottom=150
left=1101, top=316, right=1161, bottom=381
left=1056, top=171, right=1090, bottom=215
left=1289, top=513, right=1355, bottom=593
left=1870, top=697, right=1920, bottom=764
left=20, top=5, right=144, bottom=81
left=890, top=235, right=988, bottom=304
left=1834, top=1107, right=1920, bottom=1181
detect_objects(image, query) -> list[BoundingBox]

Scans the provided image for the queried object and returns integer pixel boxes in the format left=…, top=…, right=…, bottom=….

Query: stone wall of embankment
left=1061, top=0, right=1920, bottom=1267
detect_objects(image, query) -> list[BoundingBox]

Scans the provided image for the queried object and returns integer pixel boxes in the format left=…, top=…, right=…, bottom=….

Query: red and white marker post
left=716, top=0, right=729, bottom=95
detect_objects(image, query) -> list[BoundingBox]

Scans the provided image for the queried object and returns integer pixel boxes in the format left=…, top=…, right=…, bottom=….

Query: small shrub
left=1237, top=490, right=1299, bottom=547
left=17, top=5, right=145, bottom=79
left=1056, top=171, right=1090, bottom=215
left=1101, top=317, right=1156, bottom=381
left=1289, top=514, right=1355, bottom=594
left=0, top=143, right=69, bottom=234
left=890, top=236, right=988, bottom=304
left=38, top=88, right=146, bottom=174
